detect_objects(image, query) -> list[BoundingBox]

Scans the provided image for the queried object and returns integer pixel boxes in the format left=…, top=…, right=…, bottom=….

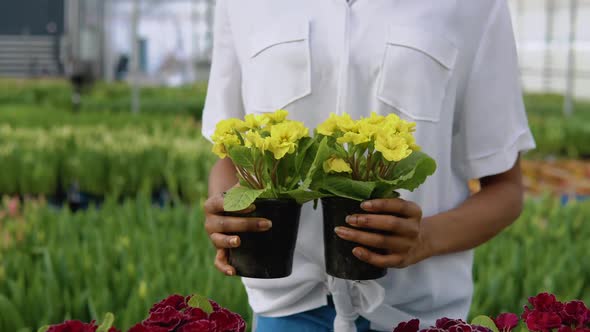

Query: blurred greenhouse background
left=1, top=0, right=589, bottom=101
left=0, top=1, right=589, bottom=332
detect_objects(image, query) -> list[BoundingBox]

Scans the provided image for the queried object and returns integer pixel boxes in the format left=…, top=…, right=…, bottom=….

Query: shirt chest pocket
left=377, top=27, right=458, bottom=122
left=243, top=20, right=311, bottom=112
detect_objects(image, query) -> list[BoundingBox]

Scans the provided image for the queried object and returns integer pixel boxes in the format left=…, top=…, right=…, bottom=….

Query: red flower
left=47, top=320, right=97, bottom=332
left=150, top=295, right=188, bottom=313
left=494, top=313, right=519, bottom=332
left=209, top=308, right=246, bottom=332
left=143, top=306, right=184, bottom=331
left=128, top=324, right=168, bottom=332
left=558, top=327, right=590, bottom=332
left=176, top=320, right=217, bottom=332
left=209, top=300, right=222, bottom=312
left=522, top=307, right=533, bottom=322
left=448, top=324, right=474, bottom=332
left=183, top=307, right=209, bottom=323
left=419, top=328, right=446, bottom=332
left=129, top=294, right=245, bottom=332
left=436, top=318, right=466, bottom=330
left=527, top=293, right=564, bottom=313
left=393, top=319, right=420, bottom=332
left=525, top=311, right=562, bottom=331
left=560, top=301, right=589, bottom=327
left=46, top=320, right=120, bottom=332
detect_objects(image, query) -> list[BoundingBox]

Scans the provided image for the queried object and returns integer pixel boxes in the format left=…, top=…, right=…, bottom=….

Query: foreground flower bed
left=42, top=294, right=245, bottom=332
left=43, top=292, right=589, bottom=332
left=394, top=292, right=590, bottom=332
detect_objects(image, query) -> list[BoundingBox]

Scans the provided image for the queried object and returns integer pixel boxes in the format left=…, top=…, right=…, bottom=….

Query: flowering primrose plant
left=307, top=112, right=437, bottom=200
left=212, top=110, right=323, bottom=211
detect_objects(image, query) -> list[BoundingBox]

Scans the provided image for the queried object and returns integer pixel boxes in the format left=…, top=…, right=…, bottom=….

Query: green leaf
left=370, top=183, right=400, bottom=199
left=276, top=152, right=296, bottom=189
left=188, top=294, right=214, bottom=314
left=37, top=327, right=49, bottom=332
left=282, top=189, right=328, bottom=204
left=223, top=186, right=266, bottom=211
left=96, top=312, right=115, bottom=332
left=295, top=137, right=316, bottom=173
left=471, top=315, right=499, bottom=332
left=319, top=176, right=376, bottom=201
left=227, top=145, right=256, bottom=170
left=302, top=137, right=333, bottom=189
left=383, top=151, right=437, bottom=192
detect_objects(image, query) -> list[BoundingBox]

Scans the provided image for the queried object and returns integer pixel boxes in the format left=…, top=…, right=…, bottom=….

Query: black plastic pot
left=322, top=197, right=388, bottom=280
left=225, top=198, right=302, bottom=279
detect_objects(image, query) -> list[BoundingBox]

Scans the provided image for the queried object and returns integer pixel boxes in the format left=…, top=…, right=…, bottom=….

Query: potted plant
left=211, top=110, right=323, bottom=278
left=308, top=112, right=437, bottom=280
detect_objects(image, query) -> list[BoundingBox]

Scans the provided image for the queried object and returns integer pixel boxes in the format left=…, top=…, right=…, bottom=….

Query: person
left=201, top=0, right=535, bottom=331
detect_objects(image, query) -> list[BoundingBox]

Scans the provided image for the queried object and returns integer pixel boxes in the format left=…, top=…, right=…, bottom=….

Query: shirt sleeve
left=201, top=0, right=245, bottom=142
left=453, top=0, right=536, bottom=180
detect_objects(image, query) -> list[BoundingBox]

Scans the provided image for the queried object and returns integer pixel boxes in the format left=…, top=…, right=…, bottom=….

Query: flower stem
left=383, top=161, right=398, bottom=179
left=271, top=159, right=280, bottom=188
left=365, top=149, right=375, bottom=181
left=235, top=165, right=258, bottom=189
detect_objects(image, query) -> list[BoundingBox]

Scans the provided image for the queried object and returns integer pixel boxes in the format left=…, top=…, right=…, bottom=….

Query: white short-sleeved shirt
left=202, top=0, right=535, bottom=330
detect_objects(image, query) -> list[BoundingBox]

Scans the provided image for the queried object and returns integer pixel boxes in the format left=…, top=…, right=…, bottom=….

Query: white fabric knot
left=326, top=276, right=385, bottom=332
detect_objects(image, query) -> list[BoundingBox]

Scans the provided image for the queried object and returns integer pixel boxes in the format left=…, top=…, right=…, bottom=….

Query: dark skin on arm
left=204, top=156, right=524, bottom=275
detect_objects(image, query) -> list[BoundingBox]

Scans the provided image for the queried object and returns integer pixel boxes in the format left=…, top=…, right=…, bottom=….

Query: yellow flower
left=264, top=109, right=289, bottom=123
left=323, top=156, right=353, bottom=174
left=212, top=118, right=247, bottom=140
left=212, top=142, right=228, bottom=158
left=364, top=112, right=386, bottom=125
left=266, top=137, right=295, bottom=159
left=335, top=113, right=357, bottom=132
left=317, top=113, right=357, bottom=136
left=266, top=120, right=309, bottom=159
left=356, top=121, right=381, bottom=140
left=337, top=131, right=371, bottom=145
left=402, top=132, right=421, bottom=151
left=374, top=133, right=412, bottom=162
left=271, top=121, right=309, bottom=141
left=317, top=113, right=339, bottom=136
left=244, top=130, right=268, bottom=150
left=245, top=114, right=270, bottom=129
left=211, top=118, right=244, bottom=158
left=397, top=119, right=416, bottom=133
left=385, top=113, right=402, bottom=127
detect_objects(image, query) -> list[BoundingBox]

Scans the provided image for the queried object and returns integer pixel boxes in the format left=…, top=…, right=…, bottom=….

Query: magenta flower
left=493, top=313, right=519, bottom=332
left=526, top=310, right=562, bottom=331
left=393, top=319, right=420, bottom=332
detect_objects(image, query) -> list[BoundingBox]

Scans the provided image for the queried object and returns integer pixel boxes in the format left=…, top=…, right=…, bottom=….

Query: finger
left=205, top=215, right=271, bottom=234
left=210, top=232, right=241, bottom=249
left=204, top=194, right=256, bottom=215
left=214, top=249, right=236, bottom=276
left=204, top=195, right=225, bottom=214
left=351, top=247, right=406, bottom=269
left=360, top=198, right=422, bottom=219
left=345, top=214, right=419, bottom=237
left=334, top=227, right=414, bottom=252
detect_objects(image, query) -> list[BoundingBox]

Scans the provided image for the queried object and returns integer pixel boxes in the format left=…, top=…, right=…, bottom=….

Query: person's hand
left=204, top=193, right=272, bottom=276
left=334, top=198, right=432, bottom=268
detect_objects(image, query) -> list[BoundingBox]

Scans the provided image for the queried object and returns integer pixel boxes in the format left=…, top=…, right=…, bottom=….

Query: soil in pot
left=322, top=197, right=388, bottom=280
left=225, top=198, right=302, bottom=279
